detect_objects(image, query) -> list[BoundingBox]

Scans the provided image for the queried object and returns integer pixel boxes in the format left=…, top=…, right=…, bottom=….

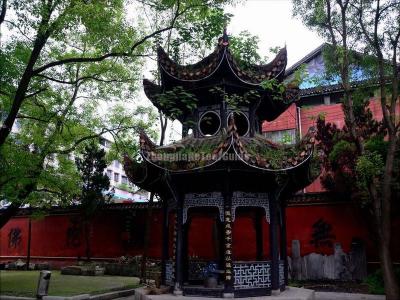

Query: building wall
left=262, top=98, right=400, bottom=193
left=100, top=138, right=149, bottom=202
left=2, top=203, right=395, bottom=267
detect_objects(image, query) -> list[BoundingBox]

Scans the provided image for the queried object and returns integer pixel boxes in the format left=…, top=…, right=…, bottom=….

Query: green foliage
left=1, top=0, right=184, bottom=209
left=292, top=64, right=308, bottom=87
left=155, top=86, right=198, bottom=121
left=365, top=136, right=388, bottom=158
left=260, top=79, right=286, bottom=102
left=75, top=143, right=111, bottom=218
left=246, top=141, right=298, bottom=169
left=229, top=30, right=267, bottom=69
left=169, top=7, right=233, bottom=62
left=356, top=152, right=384, bottom=187
left=209, top=86, right=258, bottom=111
left=364, top=268, right=400, bottom=295
left=280, top=132, right=294, bottom=145
left=328, top=140, right=356, bottom=163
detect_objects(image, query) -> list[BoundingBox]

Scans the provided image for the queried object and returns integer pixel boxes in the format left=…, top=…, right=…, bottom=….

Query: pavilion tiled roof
left=157, top=41, right=287, bottom=84
left=129, top=117, right=316, bottom=173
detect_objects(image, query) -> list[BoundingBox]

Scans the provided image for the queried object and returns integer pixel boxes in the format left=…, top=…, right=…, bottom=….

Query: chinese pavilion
left=124, top=31, right=318, bottom=298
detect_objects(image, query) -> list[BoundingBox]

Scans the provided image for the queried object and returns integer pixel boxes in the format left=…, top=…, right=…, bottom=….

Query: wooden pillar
left=280, top=203, right=288, bottom=287
left=269, top=193, right=279, bottom=292
left=182, top=218, right=190, bottom=284
left=174, top=194, right=184, bottom=295
left=255, top=210, right=264, bottom=260
left=161, top=201, right=169, bottom=285
left=223, top=182, right=234, bottom=298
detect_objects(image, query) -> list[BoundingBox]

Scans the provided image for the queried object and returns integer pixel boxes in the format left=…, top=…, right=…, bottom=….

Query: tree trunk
left=0, top=202, right=20, bottom=229
left=0, top=0, right=7, bottom=26
left=159, top=112, right=168, bottom=146
left=380, top=136, right=399, bottom=300
left=84, top=220, right=92, bottom=261
left=378, top=236, right=400, bottom=300
left=0, top=3, right=51, bottom=147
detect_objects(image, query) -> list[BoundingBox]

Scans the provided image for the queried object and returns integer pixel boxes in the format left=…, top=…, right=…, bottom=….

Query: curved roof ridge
left=157, top=40, right=288, bottom=84
left=157, top=45, right=226, bottom=82
left=224, top=46, right=287, bottom=86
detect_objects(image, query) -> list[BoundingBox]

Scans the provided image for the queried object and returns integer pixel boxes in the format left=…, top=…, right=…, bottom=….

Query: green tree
left=230, top=30, right=268, bottom=69
left=0, top=0, right=230, bottom=227
left=76, top=143, right=112, bottom=260
left=292, top=1, right=400, bottom=298
left=0, top=52, right=158, bottom=228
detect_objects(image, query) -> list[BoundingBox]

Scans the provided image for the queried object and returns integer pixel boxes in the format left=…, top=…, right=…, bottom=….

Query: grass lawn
left=0, top=270, right=140, bottom=297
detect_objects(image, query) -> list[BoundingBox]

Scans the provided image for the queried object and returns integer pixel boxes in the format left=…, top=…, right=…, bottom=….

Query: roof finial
left=222, top=27, right=229, bottom=46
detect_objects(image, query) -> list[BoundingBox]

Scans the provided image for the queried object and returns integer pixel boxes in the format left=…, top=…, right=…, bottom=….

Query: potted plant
left=202, top=262, right=218, bottom=288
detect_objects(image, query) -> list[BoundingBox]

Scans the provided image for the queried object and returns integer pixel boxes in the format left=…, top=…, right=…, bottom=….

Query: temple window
left=198, top=111, right=221, bottom=136
left=228, top=111, right=250, bottom=136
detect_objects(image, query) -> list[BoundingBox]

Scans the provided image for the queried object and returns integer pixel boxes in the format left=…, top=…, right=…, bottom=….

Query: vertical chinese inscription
left=224, top=208, right=233, bottom=284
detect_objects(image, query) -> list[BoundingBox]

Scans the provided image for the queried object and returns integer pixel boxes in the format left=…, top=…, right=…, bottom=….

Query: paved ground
left=315, top=292, right=385, bottom=300
left=113, top=290, right=386, bottom=300
left=132, top=287, right=315, bottom=300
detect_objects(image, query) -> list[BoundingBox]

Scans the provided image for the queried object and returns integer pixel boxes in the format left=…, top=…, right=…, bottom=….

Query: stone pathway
left=315, top=292, right=385, bottom=300
left=113, top=290, right=386, bottom=300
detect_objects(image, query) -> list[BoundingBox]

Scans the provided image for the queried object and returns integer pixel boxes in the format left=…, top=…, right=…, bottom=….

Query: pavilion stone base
left=134, top=287, right=315, bottom=300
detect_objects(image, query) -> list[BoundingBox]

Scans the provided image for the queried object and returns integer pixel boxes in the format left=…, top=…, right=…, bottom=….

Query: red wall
left=2, top=202, right=394, bottom=267
left=0, top=211, right=163, bottom=267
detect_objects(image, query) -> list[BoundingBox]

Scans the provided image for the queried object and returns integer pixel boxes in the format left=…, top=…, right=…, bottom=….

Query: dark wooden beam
left=269, top=192, right=279, bottom=291
left=280, top=202, right=288, bottom=286
left=182, top=218, right=190, bottom=284
left=175, top=193, right=184, bottom=294
left=161, top=201, right=169, bottom=285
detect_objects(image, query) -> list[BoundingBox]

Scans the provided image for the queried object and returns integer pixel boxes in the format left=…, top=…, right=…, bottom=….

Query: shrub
left=365, top=268, right=400, bottom=295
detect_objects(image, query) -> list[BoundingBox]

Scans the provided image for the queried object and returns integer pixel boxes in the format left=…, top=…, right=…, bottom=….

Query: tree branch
left=4, top=20, right=34, bottom=42
left=33, top=24, right=178, bottom=75
left=24, top=88, right=47, bottom=99
left=33, top=0, right=185, bottom=76
left=16, top=114, right=51, bottom=123
left=51, top=125, right=140, bottom=155
left=34, top=188, right=64, bottom=197
left=36, top=73, right=133, bottom=85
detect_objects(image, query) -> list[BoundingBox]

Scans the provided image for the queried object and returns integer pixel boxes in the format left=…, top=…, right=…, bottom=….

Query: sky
left=226, top=0, right=325, bottom=68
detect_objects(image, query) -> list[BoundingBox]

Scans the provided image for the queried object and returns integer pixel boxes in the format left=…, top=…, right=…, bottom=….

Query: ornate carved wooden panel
left=233, top=261, right=271, bottom=290
left=232, top=192, right=270, bottom=223
left=183, top=192, right=224, bottom=224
